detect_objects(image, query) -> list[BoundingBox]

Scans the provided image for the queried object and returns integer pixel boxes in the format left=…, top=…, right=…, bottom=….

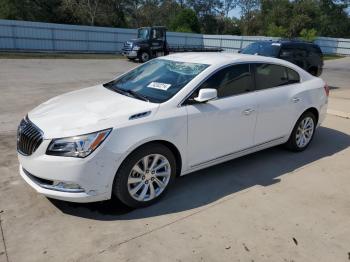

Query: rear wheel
left=285, top=112, right=316, bottom=152
left=113, top=143, right=176, bottom=208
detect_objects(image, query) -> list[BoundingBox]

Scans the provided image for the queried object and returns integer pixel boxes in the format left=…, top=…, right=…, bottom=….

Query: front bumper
left=18, top=137, right=123, bottom=203
left=19, top=165, right=108, bottom=202
left=122, top=49, right=138, bottom=58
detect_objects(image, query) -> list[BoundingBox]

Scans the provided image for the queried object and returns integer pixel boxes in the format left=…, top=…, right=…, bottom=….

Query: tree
left=260, top=0, right=292, bottom=36
left=217, top=16, right=241, bottom=35
left=186, top=0, right=222, bottom=16
left=235, top=0, right=260, bottom=35
left=299, top=28, right=317, bottom=41
left=318, top=0, right=350, bottom=37
left=170, top=8, right=200, bottom=32
left=266, top=23, right=288, bottom=37
left=222, top=0, right=236, bottom=17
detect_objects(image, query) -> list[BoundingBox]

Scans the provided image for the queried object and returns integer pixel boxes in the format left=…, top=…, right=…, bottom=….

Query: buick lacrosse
left=18, top=53, right=328, bottom=208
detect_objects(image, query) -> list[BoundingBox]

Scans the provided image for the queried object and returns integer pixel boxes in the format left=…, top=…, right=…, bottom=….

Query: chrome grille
left=123, top=41, right=133, bottom=50
left=17, top=117, right=43, bottom=156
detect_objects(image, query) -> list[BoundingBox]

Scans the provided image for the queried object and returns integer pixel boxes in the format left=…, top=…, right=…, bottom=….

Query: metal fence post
left=51, top=28, right=56, bottom=51
left=86, top=31, right=90, bottom=52
left=239, top=36, right=243, bottom=51
left=11, top=24, right=17, bottom=50
left=115, top=31, right=119, bottom=53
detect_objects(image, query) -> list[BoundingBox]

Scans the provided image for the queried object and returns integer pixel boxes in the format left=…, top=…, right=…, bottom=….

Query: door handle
left=243, top=108, right=255, bottom=115
left=292, top=97, right=300, bottom=103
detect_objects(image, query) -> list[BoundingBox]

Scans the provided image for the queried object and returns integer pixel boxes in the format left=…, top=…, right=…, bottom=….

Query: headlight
left=46, top=128, right=112, bottom=158
left=133, top=45, right=140, bottom=51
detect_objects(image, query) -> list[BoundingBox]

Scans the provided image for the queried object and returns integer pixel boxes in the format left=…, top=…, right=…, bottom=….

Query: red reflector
left=324, top=83, right=329, bottom=96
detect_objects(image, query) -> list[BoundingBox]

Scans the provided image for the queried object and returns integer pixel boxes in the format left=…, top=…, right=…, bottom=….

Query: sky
left=228, top=7, right=241, bottom=18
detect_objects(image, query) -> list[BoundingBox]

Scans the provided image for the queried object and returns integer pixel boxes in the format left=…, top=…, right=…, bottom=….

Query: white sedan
left=17, top=53, right=328, bottom=208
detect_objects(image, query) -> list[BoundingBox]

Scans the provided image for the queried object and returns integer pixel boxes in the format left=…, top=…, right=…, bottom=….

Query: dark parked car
left=241, top=40, right=323, bottom=76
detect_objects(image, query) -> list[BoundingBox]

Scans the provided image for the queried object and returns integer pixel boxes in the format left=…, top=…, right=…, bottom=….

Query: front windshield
left=137, top=28, right=150, bottom=40
left=104, top=59, right=209, bottom=103
left=242, top=42, right=281, bottom=57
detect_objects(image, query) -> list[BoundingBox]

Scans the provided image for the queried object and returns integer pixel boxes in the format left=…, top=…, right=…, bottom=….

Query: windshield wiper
left=122, top=89, right=149, bottom=102
left=105, top=84, right=149, bottom=102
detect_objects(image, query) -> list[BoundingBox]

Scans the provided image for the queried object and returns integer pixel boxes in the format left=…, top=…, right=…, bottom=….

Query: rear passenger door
left=252, top=63, right=301, bottom=145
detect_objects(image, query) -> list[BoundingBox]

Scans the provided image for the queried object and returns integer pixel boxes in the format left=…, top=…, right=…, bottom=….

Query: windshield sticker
left=271, top=43, right=281, bottom=46
left=147, top=82, right=171, bottom=91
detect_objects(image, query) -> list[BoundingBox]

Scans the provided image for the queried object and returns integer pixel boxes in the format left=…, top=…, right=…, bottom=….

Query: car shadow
left=50, top=126, right=350, bottom=220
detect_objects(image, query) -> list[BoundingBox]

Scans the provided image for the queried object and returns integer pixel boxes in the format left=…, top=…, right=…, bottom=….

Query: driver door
left=184, top=63, right=258, bottom=167
left=150, top=28, right=165, bottom=56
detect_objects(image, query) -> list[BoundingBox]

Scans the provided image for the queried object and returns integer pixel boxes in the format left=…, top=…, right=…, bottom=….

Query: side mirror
left=194, top=88, right=217, bottom=103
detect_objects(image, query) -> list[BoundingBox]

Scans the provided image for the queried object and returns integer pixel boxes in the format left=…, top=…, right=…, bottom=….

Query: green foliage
left=169, top=8, right=200, bottom=33
left=266, top=23, right=288, bottom=37
left=218, top=17, right=241, bottom=35
left=299, top=28, right=318, bottom=41
left=0, top=0, right=349, bottom=37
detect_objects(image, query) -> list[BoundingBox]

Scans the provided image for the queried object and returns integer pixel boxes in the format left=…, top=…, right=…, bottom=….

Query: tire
left=139, top=52, right=150, bottom=63
left=128, top=57, right=136, bottom=61
left=113, top=143, right=176, bottom=208
left=285, top=111, right=317, bottom=152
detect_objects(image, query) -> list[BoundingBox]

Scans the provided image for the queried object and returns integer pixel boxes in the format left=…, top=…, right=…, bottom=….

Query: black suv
left=241, top=40, right=323, bottom=76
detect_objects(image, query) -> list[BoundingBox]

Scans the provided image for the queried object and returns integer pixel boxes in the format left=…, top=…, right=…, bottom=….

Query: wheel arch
left=307, top=66, right=319, bottom=76
left=120, top=139, right=183, bottom=177
left=303, top=107, right=319, bottom=125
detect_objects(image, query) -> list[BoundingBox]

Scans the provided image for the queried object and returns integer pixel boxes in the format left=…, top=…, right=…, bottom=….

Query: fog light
left=54, top=182, right=82, bottom=189
left=41, top=181, right=85, bottom=193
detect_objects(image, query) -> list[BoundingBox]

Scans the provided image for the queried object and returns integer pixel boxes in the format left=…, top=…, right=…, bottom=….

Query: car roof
left=160, top=52, right=313, bottom=81
left=161, top=52, right=293, bottom=67
left=254, top=40, right=318, bottom=47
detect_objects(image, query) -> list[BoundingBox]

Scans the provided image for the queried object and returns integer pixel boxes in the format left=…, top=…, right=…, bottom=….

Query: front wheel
left=139, top=52, right=150, bottom=63
left=113, top=143, right=176, bottom=208
left=285, top=112, right=316, bottom=152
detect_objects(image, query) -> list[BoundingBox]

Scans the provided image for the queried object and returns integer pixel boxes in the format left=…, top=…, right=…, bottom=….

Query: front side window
left=152, top=29, right=164, bottom=40
left=197, top=64, right=253, bottom=98
left=104, top=59, right=209, bottom=103
left=254, top=63, right=300, bottom=90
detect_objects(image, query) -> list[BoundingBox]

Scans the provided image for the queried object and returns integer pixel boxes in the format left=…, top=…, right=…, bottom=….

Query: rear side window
left=294, top=47, right=307, bottom=58
left=286, top=68, right=300, bottom=84
left=254, top=64, right=289, bottom=90
left=308, top=45, right=322, bottom=56
left=199, top=64, right=254, bottom=98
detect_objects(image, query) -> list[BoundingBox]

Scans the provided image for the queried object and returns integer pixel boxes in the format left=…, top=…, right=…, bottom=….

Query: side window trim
left=179, top=61, right=301, bottom=107
left=181, top=62, right=254, bottom=105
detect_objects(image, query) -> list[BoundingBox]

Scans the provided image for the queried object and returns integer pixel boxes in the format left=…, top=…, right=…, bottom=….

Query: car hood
left=129, top=38, right=147, bottom=45
left=28, top=85, right=159, bottom=139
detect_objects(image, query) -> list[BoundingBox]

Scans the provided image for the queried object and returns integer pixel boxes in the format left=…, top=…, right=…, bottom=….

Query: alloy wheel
left=127, top=154, right=171, bottom=202
left=295, top=116, right=314, bottom=148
